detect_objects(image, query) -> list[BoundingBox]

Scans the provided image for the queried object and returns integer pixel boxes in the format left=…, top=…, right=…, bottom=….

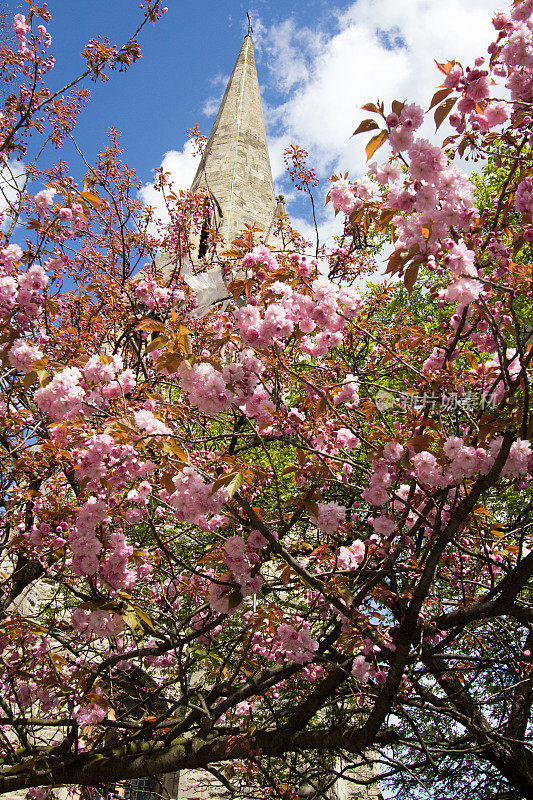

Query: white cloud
left=0, top=159, right=26, bottom=231
left=267, top=133, right=292, bottom=184
left=141, top=0, right=504, bottom=250
left=202, top=73, right=229, bottom=118
left=263, top=0, right=501, bottom=179
left=139, top=140, right=199, bottom=225
left=257, top=0, right=503, bottom=246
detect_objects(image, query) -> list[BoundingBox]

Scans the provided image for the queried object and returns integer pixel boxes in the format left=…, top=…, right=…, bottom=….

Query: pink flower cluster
left=35, top=357, right=136, bottom=421
left=388, top=157, right=475, bottom=256
left=71, top=607, right=125, bottom=638
left=164, top=466, right=227, bottom=525
left=7, top=338, right=43, bottom=373
left=498, top=5, right=533, bottom=102
left=315, top=502, right=346, bottom=535
left=69, top=497, right=107, bottom=576
left=274, top=621, right=319, bottom=664
left=411, top=436, right=532, bottom=489
left=73, top=689, right=108, bottom=726
left=0, top=263, right=48, bottom=322
left=335, top=374, right=359, bottom=407
left=336, top=427, right=359, bottom=450
left=72, top=433, right=155, bottom=492
left=351, top=654, right=371, bottom=683
left=387, top=103, right=424, bottom=152
left=134, top=408, right=172, bottom=436
left=135, top=273, right=185, bottom=309
left=83, top=354, right=135, bottom=402
left=222, top=532, right=265, bottom=598
left=515, top=177, right=533, bottom=220
left=334, top=540, right=365, bottom=570
left=34, top=188, right=56, bottom=215
left=35, top=367, right=85, bottom=421
left=362, top=458, right=396, bottom=506
left=371, top=515, right=396, bottom=537
left=100, top=530, right=135, bottom=589
left=177, top=360, right=233, bottom=415
left=242, top=244, right=278, bottom=273
left=236, top=276, right=362, bottom=359
left=329, top=178, right=356, bottom=214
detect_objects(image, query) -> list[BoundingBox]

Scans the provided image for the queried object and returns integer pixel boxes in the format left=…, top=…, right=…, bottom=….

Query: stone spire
left=190, top=33, right=277, bottom=246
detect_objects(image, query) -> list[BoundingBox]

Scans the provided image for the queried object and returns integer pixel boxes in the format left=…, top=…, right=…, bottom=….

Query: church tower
left=190, top=31, right=278, bottom=246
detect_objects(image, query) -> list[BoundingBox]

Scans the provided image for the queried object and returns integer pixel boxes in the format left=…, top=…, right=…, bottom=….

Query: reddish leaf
left=352, top=118, right=380, bottom=136
left=365, top=130, right=388, bottom=161
left=435, top=59, right=455, bottom=76
left=361, top=102, right=380, bottom=114
left=136, top=318, right=166, bottom=332
left=405, top=434, right=434, bottom=452
left=404, top=263, right=419, bottom=294
left=434, top=97, right=458, bottom=130
left=428, top=87, right=453, bottom=112
left=391, top=100, right=405, bottom=117
left=80, top=190, right=103, bottom=207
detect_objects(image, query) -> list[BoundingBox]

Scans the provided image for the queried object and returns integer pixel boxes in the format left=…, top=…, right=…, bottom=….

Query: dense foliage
left=1, top=2, right=533, bottom=799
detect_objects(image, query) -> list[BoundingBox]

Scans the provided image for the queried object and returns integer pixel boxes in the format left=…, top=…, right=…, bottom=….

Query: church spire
left=190, top=29, right=276, bottom=246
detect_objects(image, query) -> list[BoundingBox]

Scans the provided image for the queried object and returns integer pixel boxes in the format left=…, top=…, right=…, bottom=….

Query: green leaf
left=226, top=472, right=244, bottom=498
left=132, top=605, right=155, bottom=630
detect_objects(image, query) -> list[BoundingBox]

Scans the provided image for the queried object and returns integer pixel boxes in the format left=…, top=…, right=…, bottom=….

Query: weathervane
left=247, top=12, right=253, bottom=36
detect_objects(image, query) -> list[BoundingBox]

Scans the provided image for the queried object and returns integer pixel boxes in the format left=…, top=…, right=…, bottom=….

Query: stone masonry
left=190, top=35, right=277, bottom=246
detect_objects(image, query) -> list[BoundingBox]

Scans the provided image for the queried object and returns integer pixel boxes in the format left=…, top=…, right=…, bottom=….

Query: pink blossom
left=134, top=408, right=172, bottom=436
left=375, top=161, right=403, bottom=185
left=0, top=275, right=18, bottom=311
left=276, top=622, right=318, bottom=664
left=400, top=103, right=424, bottom=130
left=444, top=64, right=463, bottom=89
left=383, top=441, right=404, bottom=462
left=13, top=14, right=28, bottom=38
left=329, top=178, right=356, bottom=213
left=242, top=243, right=278, bottom=272
left=336, top=427, right=358, bottom=450
left=467, top=75, right=490, bottom=102
left=389, top=126, right=413, bottom=152
left=316, top=502, right=346, bottom=535
left=167, top=466, right=227, bottom=524
left=0, top=243, right=22, bottom=270
left=351, top=654, right=371, bottom=683
left=83, top=353, right=123, bottom=384
left=515, top=177, right=533, bottom=219
left=18, top=264, right=49, bottom=292
left=8, top=338, right=43, bottom=373
left=248, top=529, right=267, bottom=550
left=371, top=516, right=395, bottom=536
left=177, top=360, right=234, bottom=415
left=445, top=276, right=483, bottom=304
left=34, top=367, right=86, bottom=421
left=485, top=101, right=510, bottom=127
left=444, top=239, right=477, bottom=278
left=34, top=188, right=56, bottom=215
left=225, top=535, right=247, bottom=559
left=408, top=139, right=447, bottom=183
left=335, top=374, right=359, bottom=406
left=335, top=540, right=365, bottom=569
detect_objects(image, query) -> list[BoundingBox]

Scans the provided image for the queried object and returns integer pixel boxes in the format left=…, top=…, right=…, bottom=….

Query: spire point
left=246, top=12, right=253, bottom=37
left=190, top=23, right=275, bottom=247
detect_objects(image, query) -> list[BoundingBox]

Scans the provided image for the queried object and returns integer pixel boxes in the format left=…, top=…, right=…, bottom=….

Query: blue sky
left=31, top=0, right=343, bottom=186
left=9, top=0, right=508, bottom=246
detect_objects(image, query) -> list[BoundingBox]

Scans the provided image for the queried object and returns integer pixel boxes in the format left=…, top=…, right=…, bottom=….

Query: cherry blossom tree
left=1, top=2, right=533, bottom=799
